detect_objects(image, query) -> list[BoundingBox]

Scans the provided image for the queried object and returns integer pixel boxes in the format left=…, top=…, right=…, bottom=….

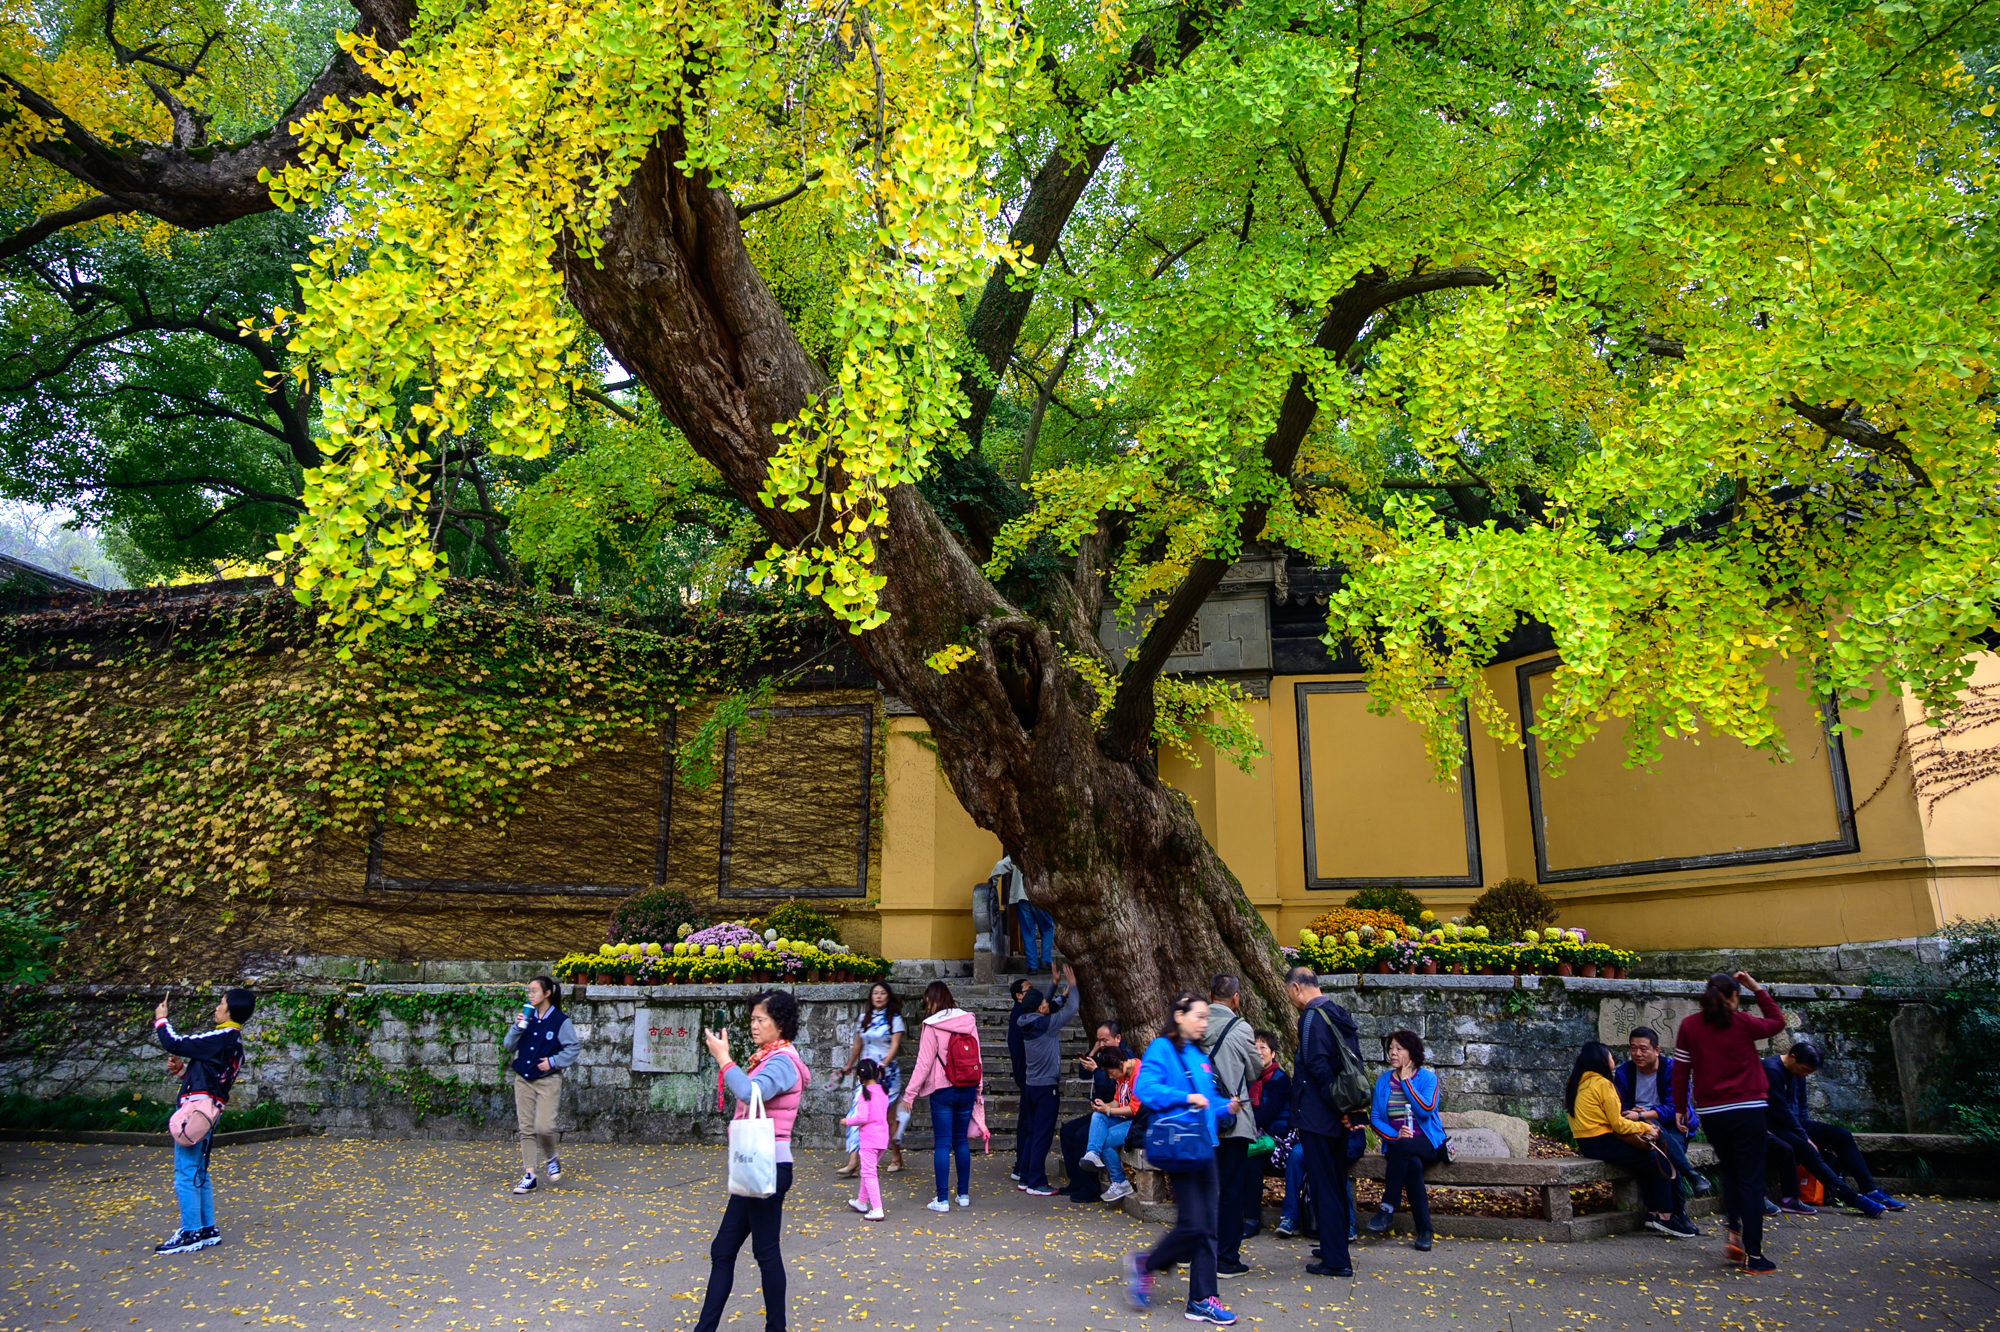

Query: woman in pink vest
left=697, top=990, right=812, bottom=1332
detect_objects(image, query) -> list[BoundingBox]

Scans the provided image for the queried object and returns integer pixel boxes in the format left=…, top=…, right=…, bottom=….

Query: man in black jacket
left=1287, top=966, right=1363, bottom=1278
left=1006, top=978, right=1032, bottom=1183
left=152, top=988, right=254, bottom=1255
left=1764, top=1045, right=1887, bottom=1216
left=1064, top=1022, right=1136, bottom=1203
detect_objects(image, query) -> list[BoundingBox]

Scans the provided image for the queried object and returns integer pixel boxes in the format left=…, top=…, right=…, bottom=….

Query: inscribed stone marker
left=633, top=1006, right=702, bottom=1073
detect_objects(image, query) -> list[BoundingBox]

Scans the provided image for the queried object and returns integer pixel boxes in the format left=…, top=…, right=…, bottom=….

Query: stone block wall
left=3, top=971, right=1942, bottom=1145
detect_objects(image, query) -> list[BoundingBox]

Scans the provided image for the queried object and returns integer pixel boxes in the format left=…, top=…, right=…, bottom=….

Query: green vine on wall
left=259, top=990, right=520, bottom=1123
left=0, top=582, right=824, bottom=978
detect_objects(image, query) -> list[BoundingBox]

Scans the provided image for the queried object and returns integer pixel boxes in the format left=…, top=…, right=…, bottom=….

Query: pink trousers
left=855, top=1148, right=882, bottom=1212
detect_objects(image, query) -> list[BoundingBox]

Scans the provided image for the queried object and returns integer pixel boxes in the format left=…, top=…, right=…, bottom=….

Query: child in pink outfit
left=844, top=1060, right=891, bottom=1220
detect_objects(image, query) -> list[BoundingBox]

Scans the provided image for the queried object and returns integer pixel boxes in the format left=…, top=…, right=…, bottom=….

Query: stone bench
left=1097, top=1142, right=1722, bottom=1242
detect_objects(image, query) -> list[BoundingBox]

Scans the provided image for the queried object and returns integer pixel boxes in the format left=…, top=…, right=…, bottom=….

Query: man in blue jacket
left=1613, top=1027, right=1706, bottom=1196
left=1285, top=966, right=1365, bottom=1279
left=1764, top=1044, right=1893, bottom=1215
left=1013, top=965, right=1079, bottom=1195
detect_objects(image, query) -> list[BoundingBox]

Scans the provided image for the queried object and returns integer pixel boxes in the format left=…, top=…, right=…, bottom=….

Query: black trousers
left=1770, top=1127, right=1864, bottom=1207
left=1808, top=1121, right=1878, bottom=1193
left=1018, top=1085, right=1060, bottom=1189
left=1060, top=1115, right=1101, bottom=1201
left=1379, top=1135, right=1441, bottom=1235
left=693, top=1162, right=793, bottom=1332
left=1703, top=1107, right=1769, bottom=1258
left=1577, top=1133, right=1676, bottom=1215
left=1214, top=1137, right=1249, bottom=1265
left=1146, top=1158, right=1218, bottom=1305
left=1300, top=1129, right=1352, bottom=1270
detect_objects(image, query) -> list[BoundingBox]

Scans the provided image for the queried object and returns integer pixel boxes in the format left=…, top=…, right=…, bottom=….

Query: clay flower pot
left=1612, top=966, right=1627, bottom=979
left=624, top=974, right=639, bottom=986
left=1579, top=963, right=1598, bottom=978
left=1420, top=959, right=1438, bottom=976
left=1374, top=960, right=1391, bottom=975
left=1478, top=966, right=1495, bottom=976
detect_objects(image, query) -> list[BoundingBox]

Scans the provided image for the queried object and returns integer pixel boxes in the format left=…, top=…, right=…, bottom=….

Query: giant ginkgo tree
left=6, top=0, right=1999, bottom=1027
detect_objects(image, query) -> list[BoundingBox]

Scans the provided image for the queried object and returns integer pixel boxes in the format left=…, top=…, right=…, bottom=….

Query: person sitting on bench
left=1764, top=1043, right=1900, bottom=1215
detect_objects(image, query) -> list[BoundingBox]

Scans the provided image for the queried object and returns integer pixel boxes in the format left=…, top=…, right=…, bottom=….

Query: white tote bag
left=727, top=1086, right=779, bottom=1198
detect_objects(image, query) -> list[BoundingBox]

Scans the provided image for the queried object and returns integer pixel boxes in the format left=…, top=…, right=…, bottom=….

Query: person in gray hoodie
left=1202, top=975, right=1261, bottom=1279
left=1014, top=963, right=1079, bottom=1195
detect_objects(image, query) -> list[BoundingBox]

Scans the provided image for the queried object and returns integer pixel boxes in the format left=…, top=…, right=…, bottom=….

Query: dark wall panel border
left=1516, top=656, right=1859, bottom=884
left=1295, top=681, right=1483, bottom=891
left=718, top=703, right=875, bottom=899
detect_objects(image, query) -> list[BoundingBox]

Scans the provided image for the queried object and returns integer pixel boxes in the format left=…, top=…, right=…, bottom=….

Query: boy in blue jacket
left=152, top=988, right=254, bottom=1254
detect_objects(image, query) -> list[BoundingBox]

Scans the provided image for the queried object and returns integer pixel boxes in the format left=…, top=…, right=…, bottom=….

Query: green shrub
left=0, top=1093, right=286, bottom=1134
left=1343, top=884, right=1429, bottom=927
left=1467, top=878, right=1558, bottom=943
left=762, top=900, right=838, bottom=944
left=606, top=888, right=707, bottom=945
left=1939, top=916, right=2000, bottom=1140
left=0, top=890, right=62, bottom=984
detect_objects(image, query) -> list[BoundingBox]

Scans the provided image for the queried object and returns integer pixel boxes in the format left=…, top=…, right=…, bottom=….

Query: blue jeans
left=1279, top=1141, right=1306, bottom=1229
left=173, top=1132, right=215, bottom=1232
left=1014, top=901, right=1054, bottom=972
left=928, top=1086, right=976, bottom=1202
left=1087, top=1113, right=1131, bottom=1183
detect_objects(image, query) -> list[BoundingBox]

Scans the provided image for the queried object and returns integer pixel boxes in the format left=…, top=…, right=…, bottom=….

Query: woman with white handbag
left=697, top=990, right=811, bottom=1332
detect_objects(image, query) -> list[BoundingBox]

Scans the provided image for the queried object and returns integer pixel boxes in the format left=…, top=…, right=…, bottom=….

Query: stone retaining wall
left=3, top=971, right=1946, bottom=1147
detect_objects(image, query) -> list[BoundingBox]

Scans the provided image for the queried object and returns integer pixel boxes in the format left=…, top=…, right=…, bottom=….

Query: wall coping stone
left=1357, top=975, right=1521, bottom=992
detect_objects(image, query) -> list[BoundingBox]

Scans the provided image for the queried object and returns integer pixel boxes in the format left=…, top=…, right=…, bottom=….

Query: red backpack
left=942, top=1029, right=983, bottom=1087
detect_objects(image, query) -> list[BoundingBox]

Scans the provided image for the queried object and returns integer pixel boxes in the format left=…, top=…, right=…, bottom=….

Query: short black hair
left=1254, top=1028, right=1280, bottom=1047
left=225, top=988, right=256, bottom=1024
left=1210, top=974, right=1241, bottom=1002
left=1285, top=965, right=1319, bottom=988
left=1011, top=978, right=1031, bottom=999
left=1097, top=1019, right=1122, bottom=1037
left=1022, top=987, right=1046, bottom=1012
left=1385, top=1030, right=1425, bottom=1068
left=753, top=989, right=800, bottom=1041
left=1097, top=1046, right=1126, bottom=1071
left=1628, top=1026, right=1660, bottom=1047
left=1789, top=1041, right=1822, bottom=1070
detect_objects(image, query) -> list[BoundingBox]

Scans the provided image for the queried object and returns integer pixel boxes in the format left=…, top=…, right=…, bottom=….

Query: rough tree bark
left=559, top=134, right=1291, bottom=1033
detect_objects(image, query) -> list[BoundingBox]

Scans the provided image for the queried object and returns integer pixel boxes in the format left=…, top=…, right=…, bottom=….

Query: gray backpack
left=1313, top=1007, right=1373, bottom=1114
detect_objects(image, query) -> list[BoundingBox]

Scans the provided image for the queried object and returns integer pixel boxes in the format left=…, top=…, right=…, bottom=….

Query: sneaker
left=955, top=1194, right=971, bottom=1207
left=1185, top=1297, right=1237, bottom=1325
left=1217, top=1260, right=1250, bottom=1279
left=1745, top=1255, right=1778, bottom=1274
left=1852, top=1194, right=1886, bottom=1217
left=1080, top=1151, right=1104, bottom=1169
left=512, top=1173, right=538, bottom=1195
left=864, top=1208, right=885, bottom=1221
left=926, top=1198, right=952, bottom=1213
left=196, top=1226, right=220, bottom=1249
left=1867, top=1190, right=1908, bottom=1212
left=1687, top=1172, right=1711, bottom=1198
left=1125, top=1253, right=1154, bottom=1311
left=849, top=1198, right=868, bottom=1213
left=1649, top=1216, right=1700, bottom=1238
left=1724, top=1230, right=1746, bottom=1264
left=1102, top=1181, right=1135, bottom=1202
left=153, top=1229, right=203, bottom=1255
left=1305, top=1263, right=1353, bottom=1278
left=1777, top=1197, right=1816, bottom=1215
left=1365, top=1204, right=1395, bottom=1235
left=1241, top=1224, right=1261, bottom=1240
left=1009, top=1170, right=1021, bottom=1182
left=1763, top=1198, right=1781, bottom=1216
left=545, top=1157, right=563, bottom=1182
left=1273, top=1223, right=1297, bottom=1238
left=1022, top=1186, right=1056, bottom=1196
left=1412, top=1234, right=1433, bottom=1252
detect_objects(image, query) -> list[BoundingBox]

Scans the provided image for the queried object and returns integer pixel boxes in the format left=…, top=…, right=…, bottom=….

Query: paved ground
left=3, top=1139, right=1996, bottom=1332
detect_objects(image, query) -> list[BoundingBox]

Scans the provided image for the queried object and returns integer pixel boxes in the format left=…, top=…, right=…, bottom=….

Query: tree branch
left=0, top=196, right=132, bottom=261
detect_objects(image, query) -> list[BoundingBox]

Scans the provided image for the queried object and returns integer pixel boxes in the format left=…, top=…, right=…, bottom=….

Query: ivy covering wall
left=0, top=581, right=826, bottom=980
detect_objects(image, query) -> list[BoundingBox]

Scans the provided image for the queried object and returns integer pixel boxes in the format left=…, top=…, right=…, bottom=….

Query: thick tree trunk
left=563, top=137, right=1290, bottom=1033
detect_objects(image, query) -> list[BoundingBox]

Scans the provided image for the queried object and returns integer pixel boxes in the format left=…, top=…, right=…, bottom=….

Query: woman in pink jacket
left=901, top=980, right=989, bottom=1212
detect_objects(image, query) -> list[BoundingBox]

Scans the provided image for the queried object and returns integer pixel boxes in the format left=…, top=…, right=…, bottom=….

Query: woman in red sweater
left=1671, top=971, right=1785, bottom=1273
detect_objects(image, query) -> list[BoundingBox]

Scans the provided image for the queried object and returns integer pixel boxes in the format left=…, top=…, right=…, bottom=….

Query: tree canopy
left=7, top=0, right=2000, bottom=1011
